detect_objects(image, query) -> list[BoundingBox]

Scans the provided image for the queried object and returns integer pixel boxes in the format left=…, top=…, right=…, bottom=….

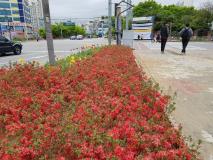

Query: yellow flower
left=18, top=58, right=26, bottom=65
left=70, top=59, right=76, bottom=64
left=70, top=56, right=75, bottom=60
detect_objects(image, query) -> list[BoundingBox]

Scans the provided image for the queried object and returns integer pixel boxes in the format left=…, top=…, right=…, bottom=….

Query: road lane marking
left=24, top=50, right=73, bottom=53
left=0, top=62, right=7, bottom=65
left=201, top=130, right=213, bottom=143
left=27, top=55, right=48, bottom=61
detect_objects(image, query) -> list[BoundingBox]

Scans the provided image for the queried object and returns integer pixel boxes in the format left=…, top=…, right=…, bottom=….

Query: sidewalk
left=134, top=41, right=213, bottom=160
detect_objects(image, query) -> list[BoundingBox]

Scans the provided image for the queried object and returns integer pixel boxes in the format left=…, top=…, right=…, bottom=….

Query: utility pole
left=108, top=0, right=112, bottom=45
left=115, top=1, right=134, bottom=45
left=115, top=6, right=122, bottom=45
left=41, top=0, right=56, bottom=65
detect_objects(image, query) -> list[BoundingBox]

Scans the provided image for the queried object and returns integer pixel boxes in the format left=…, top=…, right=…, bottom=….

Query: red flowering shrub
left=0, top=46, right=198, bottom=159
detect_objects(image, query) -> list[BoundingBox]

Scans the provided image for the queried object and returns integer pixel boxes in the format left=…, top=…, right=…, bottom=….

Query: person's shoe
left=181, top=50, right=185, bottom=55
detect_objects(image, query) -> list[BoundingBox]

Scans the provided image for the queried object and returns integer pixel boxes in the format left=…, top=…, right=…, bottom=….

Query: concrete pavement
left=0, top=38, right=108, bottom=67
left=134, top=41, right=213, bottom=160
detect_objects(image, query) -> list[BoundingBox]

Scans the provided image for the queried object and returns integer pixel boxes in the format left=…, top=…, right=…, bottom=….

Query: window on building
left=0, top=2, right=10, bottom=9
left=11, top=3, right=19, bottom=8
left=0, top=17, right=12, bottom=22
left=15, top=26, right=24, bottom=31
left=13, top=17, right=20, bottom=22
left=12, top=10, right=19, bottom=14
left=0, top=9, right=11, bottom=15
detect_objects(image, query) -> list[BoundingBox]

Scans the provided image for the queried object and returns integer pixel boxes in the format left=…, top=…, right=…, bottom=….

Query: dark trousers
left=182, top=38, right=190, bottom=53
left=161, top=38, right=168, bottom=52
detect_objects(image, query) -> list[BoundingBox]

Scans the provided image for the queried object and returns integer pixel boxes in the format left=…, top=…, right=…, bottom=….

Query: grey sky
left=49, top=0, right=206, bottom=19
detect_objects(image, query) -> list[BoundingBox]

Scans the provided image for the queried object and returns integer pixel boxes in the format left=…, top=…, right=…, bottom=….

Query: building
left=177, top=0, right=194, bottom=7
left=30, top=0, right=44, bottom=37
left=84, top=17, right=109, bottom=37
left=0, top=0, right=33, bottom=39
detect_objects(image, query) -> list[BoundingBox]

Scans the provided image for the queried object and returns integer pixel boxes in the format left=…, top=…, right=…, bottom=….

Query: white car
left=70, top=36, right=76, bottom=40
left=76, top=35, right=83, bottom=40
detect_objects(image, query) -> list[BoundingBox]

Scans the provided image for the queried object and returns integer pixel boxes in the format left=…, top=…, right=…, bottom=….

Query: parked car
left=76, top=35, right=83, bottom=40
left=70, top=36, right=76, bottom=40
left=0, top=36, right=22, bottom=56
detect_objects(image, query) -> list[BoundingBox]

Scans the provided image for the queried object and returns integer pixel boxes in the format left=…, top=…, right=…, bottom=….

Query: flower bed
left=0, top=46, right=197, bottom=160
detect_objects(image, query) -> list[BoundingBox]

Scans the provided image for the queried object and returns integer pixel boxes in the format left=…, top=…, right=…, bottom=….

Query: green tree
left=133, top=0, right=213, bottom=35
left=133, top=0, right=161, bottom=17
left=39, top=24, right=86, bottom=39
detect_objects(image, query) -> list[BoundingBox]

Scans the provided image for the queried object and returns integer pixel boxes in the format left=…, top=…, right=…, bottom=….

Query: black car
left=0, top=35, right=22, bottom=56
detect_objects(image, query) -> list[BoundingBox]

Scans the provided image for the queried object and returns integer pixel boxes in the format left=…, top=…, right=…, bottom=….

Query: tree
left=133, top=0, right=161, bottom=17
left=39, top=24, right=86, bottom=39
left=133, top=0, right=213, bottom=35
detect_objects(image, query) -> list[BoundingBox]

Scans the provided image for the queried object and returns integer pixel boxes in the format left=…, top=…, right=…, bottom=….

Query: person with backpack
left=160, top=23, right=169, bottom=54
left=179, top=24, right=193, bottom=54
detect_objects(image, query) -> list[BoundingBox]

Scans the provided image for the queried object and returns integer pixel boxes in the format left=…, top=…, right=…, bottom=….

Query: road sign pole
left=41, top=0, right=56, bottom=65
left=108, top=0, right=112, bottom=45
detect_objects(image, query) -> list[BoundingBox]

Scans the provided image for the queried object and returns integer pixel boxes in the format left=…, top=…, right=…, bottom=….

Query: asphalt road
left=0, top=38, right=108, bottom=67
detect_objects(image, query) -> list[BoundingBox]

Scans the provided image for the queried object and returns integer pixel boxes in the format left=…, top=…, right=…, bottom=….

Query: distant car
left=0, top=36, right=22, bottom=56
left=70, top=36, right=76, bottom=40
left=76, top=35, right=83, bottom=40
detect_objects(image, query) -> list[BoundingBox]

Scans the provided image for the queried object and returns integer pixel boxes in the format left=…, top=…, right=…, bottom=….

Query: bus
left=132, top=16, right=154, bottom=40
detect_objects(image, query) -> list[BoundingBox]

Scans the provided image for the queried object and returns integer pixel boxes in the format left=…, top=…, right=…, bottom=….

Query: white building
left=30, top=0, right=44, bottom=36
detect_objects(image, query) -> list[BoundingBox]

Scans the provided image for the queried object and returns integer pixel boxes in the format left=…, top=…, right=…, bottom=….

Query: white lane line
left=201, top=130, right=213, bottom=143
left=24, top=50, right=73, bottom=53
left=0, top=62, right=7, bottom=65
left=27, top=55, right=48, bottom=61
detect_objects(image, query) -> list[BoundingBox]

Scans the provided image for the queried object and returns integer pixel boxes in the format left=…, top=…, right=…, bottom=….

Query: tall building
left=30, top=0, right=44, bottom=36
left=0, top=0, right=33, bottom=39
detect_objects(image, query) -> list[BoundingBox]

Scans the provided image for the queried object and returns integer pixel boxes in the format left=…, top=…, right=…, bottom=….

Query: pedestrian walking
left=137, top=34, right=140, bottom=40
left=179, top=23, right=193, bottom=54
left=36, top=35, right=39, bottom=42
left=160, top=23, right=169, bottom=53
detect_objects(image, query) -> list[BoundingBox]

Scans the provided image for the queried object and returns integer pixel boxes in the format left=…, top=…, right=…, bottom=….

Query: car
left=76, top=35, right=83, bottom=40
left=0, top=35, right=22, bottom=56
left=70, top=36, right=76, bottom=40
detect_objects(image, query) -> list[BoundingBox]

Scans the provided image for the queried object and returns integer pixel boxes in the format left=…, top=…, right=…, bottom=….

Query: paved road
left=0, top=38, right=108, bottom=67
left=134, top=41, right=213, bottom=160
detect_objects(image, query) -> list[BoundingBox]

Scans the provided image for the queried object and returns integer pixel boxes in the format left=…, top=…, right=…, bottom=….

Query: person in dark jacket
left=179, top=23, right=193, bottom=54
left=160, top=23, right=169, bottom=53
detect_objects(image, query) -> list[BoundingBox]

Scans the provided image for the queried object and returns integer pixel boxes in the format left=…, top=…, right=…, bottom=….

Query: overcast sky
left=49, top=0, right=206, bottom=19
